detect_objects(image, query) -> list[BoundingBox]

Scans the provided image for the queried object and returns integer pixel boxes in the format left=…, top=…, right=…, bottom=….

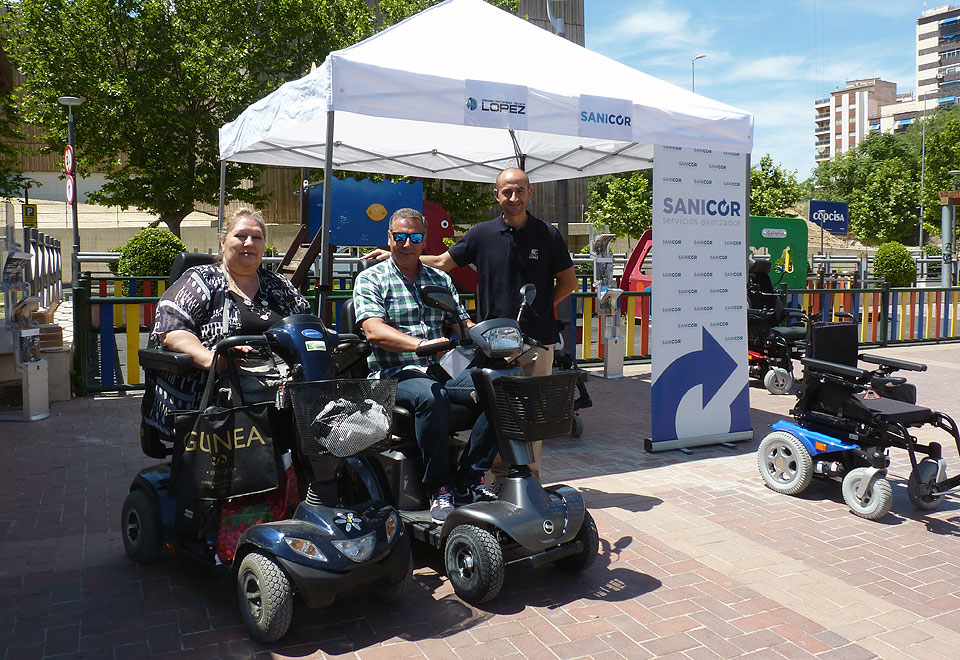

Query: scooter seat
left=771, top=326, right=806, bottom=342
left=858, top=394, right=934, bottom=426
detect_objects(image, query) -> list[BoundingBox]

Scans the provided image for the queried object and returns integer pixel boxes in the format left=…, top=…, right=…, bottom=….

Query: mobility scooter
left=121, top=259, right=410, bottom=642
left=339, top=284, right=599, bottom=604
left=747, top=258, right=808, bottom=394
left=757, top=322, right=960, bottom=519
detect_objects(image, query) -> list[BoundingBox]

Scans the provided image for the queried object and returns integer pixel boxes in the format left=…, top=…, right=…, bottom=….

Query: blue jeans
left=394, top=368, right=497, bottom=492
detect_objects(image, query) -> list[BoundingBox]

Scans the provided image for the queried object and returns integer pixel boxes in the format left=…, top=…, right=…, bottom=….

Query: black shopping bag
left=168, top=350, right=281, bottom=500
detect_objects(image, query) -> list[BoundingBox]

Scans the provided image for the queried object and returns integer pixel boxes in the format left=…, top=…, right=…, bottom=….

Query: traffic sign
left=65, top=175, right=75, bottom=204
left=22, top=203, right=37, bottom=228
left=64, top=145, right=74, bottom=175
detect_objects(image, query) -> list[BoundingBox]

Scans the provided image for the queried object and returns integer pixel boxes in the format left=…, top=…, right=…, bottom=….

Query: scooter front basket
left=491, top=371, right=579, bottom=442
left=288, top=379, right=397, bottom=458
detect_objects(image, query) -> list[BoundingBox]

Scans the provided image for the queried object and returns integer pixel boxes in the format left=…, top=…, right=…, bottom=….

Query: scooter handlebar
left=415, top=338, right=459, bottom=357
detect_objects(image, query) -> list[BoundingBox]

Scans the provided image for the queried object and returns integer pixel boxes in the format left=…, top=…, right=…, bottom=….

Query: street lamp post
left=58, top=96, right=84, bottom=286
left=692, top=54, right=706, bottom=93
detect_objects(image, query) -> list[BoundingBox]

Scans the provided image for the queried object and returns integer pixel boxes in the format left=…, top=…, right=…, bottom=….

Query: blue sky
left=584, top=0, right=924, bottom=181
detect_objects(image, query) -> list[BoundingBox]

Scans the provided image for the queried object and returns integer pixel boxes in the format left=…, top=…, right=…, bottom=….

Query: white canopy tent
left=219, top=0, right=753, bottom=295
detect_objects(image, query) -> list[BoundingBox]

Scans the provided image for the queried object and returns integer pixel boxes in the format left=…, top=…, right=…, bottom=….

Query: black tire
left=763, top=367, right=793, bottom=395
left=908, top=459, right=944, bottom=511
left=121, top=488, right=163, bottom=563
left=757, top=431, right=813, bottom=495
left=376, top=554, right=413, bottom=603
left=571, top=415, right=584, bottom=438
left=555, top=511, right=599, bottom=573
left=236, top=552, right=294, bottom=643
left=841, top=468, right=893, bottom=520
left=444, top=525, right=504, bottom=604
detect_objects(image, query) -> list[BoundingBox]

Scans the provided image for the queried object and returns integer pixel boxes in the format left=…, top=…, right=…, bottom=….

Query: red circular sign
left=65, top=175, right=75, bottom=204
left=64, top=145, right=74, bottom=175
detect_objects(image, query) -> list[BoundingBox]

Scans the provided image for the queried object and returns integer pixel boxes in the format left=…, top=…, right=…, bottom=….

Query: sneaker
left=429, top=486, right=455, bottom=523
left=454, top=477, right=498, bottom=505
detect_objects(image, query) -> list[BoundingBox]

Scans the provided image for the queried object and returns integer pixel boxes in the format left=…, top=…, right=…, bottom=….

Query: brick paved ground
left=1, top=342, right=959, bottom=659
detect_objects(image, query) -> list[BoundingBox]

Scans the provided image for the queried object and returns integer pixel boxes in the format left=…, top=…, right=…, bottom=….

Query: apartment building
left=814, top=78, right=898, bottom=163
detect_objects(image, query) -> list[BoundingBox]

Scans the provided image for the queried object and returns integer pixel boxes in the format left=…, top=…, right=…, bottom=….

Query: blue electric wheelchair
left=757, top=322, right=960, bottom=519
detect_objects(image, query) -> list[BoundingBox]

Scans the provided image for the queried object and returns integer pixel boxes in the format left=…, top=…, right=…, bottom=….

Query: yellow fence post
left=625, top=296, right=636, bottom=357
left=126, top=303, right=140, bottom=385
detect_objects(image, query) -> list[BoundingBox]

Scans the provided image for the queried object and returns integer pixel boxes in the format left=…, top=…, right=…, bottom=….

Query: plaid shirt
left=353, top=259, right=469, bottom=378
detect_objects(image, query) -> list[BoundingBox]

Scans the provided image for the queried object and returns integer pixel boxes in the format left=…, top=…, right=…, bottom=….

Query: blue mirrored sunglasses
left=392, top=232, right=424, bottom=244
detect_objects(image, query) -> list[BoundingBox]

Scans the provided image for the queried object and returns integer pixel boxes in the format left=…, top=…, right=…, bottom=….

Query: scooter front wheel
left=444, top=524, right=504, bottom=604
left=841, top=468, right=892, bottom=520
left=237, top=552, right=294, bottom=643
left=121, top=488, right=162, bottom=563
left=763, top=367, right=793, bottom=395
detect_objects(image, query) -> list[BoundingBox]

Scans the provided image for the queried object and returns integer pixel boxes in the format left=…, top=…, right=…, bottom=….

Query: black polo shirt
left=448, top=213, right=573, bottom=344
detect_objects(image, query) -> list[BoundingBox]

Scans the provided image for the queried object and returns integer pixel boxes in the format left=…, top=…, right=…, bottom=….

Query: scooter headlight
left=385, top=511, right=400, bottom=543
left=332, top=532, right=376, bottom=562
left=482, top=326, right=523, bottom=351
left=284, top=536, right=328, bottom=561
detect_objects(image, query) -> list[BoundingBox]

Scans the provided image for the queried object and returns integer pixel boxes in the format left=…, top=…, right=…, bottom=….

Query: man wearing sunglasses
left=353, top=208, right=499, bottom=523
left=364, top=168, right=577, bottom=480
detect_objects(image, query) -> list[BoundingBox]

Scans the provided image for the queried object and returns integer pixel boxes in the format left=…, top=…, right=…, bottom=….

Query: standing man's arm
left=553, top=266, right=578, bottom=306
left=360, top=248, right=458, bottom=272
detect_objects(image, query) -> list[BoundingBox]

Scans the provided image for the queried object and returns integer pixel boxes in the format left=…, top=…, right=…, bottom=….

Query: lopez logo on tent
left=465, top=80, right=527, bottom=130
left=579, top=94, right=633, bottom=140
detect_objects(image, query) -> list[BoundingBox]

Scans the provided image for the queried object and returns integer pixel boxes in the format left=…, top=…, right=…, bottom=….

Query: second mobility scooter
left=122, top=259, right=410, bottom=642
left=757, top=322, right=960, bottom=519
left=747, top=258, right=808, bottom=394
left=339, top=284, right=599, bottom=604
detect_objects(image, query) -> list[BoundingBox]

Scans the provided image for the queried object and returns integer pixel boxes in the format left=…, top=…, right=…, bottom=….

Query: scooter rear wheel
left=757, top=431, right=813, bottom=495
left=554, top=511, right=599, bottom=573
left=121, top=488, right=162, bottom=563
left=237, top=552, right=294, bottom=643
left=763, top=367, right=793, bottom=395
left=841, top=468, right=893, bottom=520
left=444, top=524, right=504, bottom=604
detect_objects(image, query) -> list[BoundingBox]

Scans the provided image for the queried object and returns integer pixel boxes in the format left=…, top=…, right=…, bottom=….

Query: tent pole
left=319, top=110, right=335, bottom=322
left=217, top=161, right=226, bottom=236
left=744, top=152, right=751, bottom=264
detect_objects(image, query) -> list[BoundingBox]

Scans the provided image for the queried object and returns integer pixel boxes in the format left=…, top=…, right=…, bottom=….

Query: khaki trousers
left=488, top=344, right=553, bottom=483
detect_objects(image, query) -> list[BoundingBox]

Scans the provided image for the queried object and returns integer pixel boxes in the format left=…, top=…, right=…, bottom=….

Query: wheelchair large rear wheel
left=757, top=431, right=812, bottom=495
left=908, top=458, right=944, bottom=511
left=841, top=468, right=892, bottom=520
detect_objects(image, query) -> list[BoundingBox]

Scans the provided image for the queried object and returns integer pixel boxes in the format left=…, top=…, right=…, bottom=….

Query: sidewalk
left=1, top=343, right=959, bottom=659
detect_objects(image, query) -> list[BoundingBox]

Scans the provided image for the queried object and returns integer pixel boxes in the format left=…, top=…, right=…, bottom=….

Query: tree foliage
left=115, top=227, right=187, bottom=277
left=3, top=0, right=518, bottom=235
left=872, top=241, right=916, bottom=287
left=749, top=154, right=802, bottom=218
left=0, top=86, right=29, bottom=199
left=584, top=171, right=652, bottom=239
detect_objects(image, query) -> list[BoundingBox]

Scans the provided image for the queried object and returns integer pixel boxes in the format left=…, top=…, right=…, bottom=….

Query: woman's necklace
left=223, top=265, right=271, bottom=321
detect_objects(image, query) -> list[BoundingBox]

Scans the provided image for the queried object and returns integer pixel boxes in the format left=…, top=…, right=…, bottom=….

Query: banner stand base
left=644, top=429, right=753, bottom=453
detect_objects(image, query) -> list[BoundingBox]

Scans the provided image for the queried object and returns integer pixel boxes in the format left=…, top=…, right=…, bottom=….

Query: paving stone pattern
left=1, top=342, right=959, bottom=659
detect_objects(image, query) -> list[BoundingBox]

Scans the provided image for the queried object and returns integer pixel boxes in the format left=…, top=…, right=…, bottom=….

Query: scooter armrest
left=138, top=348, right=195, bottom=375
left=859, top=353, right=927, bottom=372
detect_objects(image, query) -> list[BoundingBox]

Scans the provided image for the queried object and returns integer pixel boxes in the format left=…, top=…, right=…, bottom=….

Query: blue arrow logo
left=651, top=326, right=738, bottom=442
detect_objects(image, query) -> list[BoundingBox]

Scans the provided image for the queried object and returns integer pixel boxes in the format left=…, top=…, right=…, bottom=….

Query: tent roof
left=219, top=0, right=753, bottom=183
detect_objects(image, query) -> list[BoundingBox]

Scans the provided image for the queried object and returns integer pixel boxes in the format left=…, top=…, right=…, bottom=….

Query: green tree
left=4, top=0, right=519, bottom=236
left=872, top=241, right=916, bottom=287
left=0, top=86, right=29, bottom=199
left=847, top=159, right=919, bottom=244
left=584, top=171, right=652, bottom=239
left=750, top=154, right=802, bottom=217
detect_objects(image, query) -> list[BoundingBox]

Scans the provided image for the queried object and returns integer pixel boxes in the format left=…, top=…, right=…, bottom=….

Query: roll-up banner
left=647, top=144, right=753, bottom=452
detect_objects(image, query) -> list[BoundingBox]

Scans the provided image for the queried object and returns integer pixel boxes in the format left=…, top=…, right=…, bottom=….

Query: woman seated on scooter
left=142, top=208, right=310, bottom=443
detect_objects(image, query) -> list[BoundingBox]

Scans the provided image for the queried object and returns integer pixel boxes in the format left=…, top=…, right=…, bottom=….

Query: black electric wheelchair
left=747, top=258, right=809, bottom=394
left=757, top=321, right=960, bottom=519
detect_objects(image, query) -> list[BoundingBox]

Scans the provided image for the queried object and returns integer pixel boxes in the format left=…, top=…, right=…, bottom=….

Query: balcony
left=814, top=97, right=830, bottom=106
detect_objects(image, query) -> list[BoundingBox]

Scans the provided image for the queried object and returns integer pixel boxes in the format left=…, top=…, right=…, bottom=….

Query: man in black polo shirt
left=363, top=168, right=577, bottom=479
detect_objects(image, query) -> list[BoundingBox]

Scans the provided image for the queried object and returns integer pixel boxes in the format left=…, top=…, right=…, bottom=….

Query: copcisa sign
left=809, top=200, right=849, bottom=236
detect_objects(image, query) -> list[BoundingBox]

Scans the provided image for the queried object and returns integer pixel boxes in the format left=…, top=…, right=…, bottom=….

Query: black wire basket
left=491, top=371, right=579, bottom=442
left=288, top=379, right=397, bottom=458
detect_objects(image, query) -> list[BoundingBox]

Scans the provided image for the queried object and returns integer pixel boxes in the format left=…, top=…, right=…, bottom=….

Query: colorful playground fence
left=73, top=275, right=959, bottom=394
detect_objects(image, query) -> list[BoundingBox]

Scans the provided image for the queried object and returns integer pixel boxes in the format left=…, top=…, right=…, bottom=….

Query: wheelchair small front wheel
left=908, top=459, right=944, bottom=511
left=757, top=431, right=812, bottom=496
left=763, top=367, right=793, bottom=395
left=841, top=468, right=892, bottom=520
